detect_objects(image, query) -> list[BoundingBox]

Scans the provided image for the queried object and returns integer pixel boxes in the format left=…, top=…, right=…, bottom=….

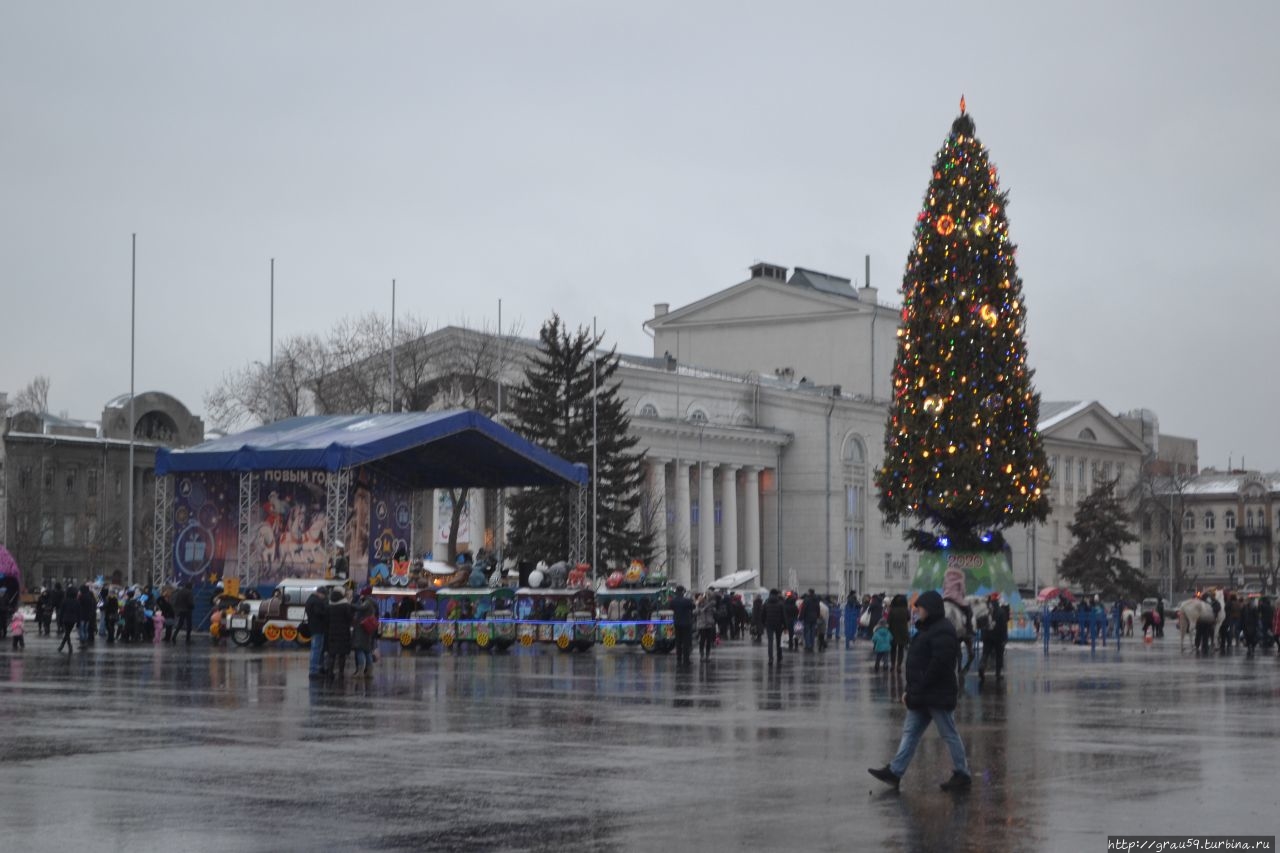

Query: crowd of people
left=0, top=581, right=199, bottom=655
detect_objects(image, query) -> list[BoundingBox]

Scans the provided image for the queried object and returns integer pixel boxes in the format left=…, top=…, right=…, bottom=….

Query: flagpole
left=269, top=258, right=274, bottom=423
left=496, top=298, right=504, bottom=568
left=592, top=317, right=598, bottom=586
left=127, top=233, right=136, bottom=587
left=390, top=279, right=396, bottom=412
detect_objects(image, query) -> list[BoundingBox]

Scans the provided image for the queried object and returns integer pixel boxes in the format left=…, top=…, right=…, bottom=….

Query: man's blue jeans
left=803, top=621, right=817, bottom=650
left=308, top=632, right=327, bottom=675
left=889, top=707, right=970, bottom=778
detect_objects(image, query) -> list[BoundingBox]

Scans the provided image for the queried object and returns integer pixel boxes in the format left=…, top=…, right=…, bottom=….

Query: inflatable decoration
left=606, top=571, right=625, bottom=589
left=624, top=561, right=645, bottom=585
left=528, top=569, right=545, bottom=589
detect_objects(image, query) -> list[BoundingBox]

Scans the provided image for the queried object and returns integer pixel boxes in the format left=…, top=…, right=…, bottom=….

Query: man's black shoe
left=868, top=766, right=900, bottom=790
left=940, top=771, right=972, bottom=792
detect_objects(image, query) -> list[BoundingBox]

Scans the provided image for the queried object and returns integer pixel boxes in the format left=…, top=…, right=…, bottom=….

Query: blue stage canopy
left=155, top=410, right=588, bottom=488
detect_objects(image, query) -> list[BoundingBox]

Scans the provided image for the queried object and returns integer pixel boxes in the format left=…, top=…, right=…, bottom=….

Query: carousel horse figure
left=1176, top=592, right=1223, bottom=654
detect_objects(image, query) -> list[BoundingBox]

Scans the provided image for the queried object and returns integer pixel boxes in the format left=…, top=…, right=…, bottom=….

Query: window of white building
left=1225, top=546, right=1236, bottom=568
left=1203, top=511, right=1215, bottom=530
left=1183, top=547, right=1195, bottom=569
left=1225, top=510, right=1236, bottom=530
left=1183, top=511, right=1194, bottom=531
left=1204, top=545, right=1215, bottom=568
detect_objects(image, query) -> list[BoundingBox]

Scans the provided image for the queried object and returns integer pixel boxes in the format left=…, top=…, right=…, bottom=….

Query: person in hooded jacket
left=869, top=590, right=972, bottom=792
left=887, top=594, right=911, bottom=672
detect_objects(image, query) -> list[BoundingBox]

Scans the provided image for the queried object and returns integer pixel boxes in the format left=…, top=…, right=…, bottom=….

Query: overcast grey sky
left=2, top=2, right=1277, bottom=469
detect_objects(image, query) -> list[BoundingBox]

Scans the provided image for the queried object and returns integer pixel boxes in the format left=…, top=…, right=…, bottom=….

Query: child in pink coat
left=10, top=609, right=24, bottom=650
left=152, top=609, right=165, bottom=643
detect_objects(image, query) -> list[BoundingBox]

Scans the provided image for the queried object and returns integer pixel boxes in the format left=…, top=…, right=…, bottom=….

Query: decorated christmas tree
left=876, top=99, right=1050, bottom=554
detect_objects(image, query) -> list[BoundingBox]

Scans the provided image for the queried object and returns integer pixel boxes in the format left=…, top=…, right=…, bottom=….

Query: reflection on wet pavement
left=3, top=638, right=1278, bottom=851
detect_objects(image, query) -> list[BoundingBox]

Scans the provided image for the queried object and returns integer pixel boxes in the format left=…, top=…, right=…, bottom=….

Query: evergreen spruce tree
left=876, top=100, right=1051, bottom=552
left=506, top=314, right=652, bottom=567
left=1059, top=478, right=1147, bottom=599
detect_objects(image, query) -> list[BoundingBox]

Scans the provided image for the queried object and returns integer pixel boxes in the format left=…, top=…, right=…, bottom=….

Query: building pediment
left=1040, top=401, right=1145, bottom=453
left=647, top=277, right=868, bottom=331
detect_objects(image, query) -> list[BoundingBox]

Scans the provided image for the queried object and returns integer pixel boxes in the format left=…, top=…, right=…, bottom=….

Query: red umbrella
left=1037, top=586, right=1076, bottom=603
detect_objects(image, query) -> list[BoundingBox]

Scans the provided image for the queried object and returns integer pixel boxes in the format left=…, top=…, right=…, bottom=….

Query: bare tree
left=13, top=375, right=51, bottom=414
left=1132, top=451, right=1196, bottom=594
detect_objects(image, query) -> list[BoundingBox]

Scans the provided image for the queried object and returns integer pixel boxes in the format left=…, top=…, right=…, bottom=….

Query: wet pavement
left=2, top=633, right=1278, bottom=852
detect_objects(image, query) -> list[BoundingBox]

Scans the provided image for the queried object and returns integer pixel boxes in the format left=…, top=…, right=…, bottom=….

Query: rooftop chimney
left=653, top=302, right=669, bottom=318
left=749, top=261, right=788, bottom=283
left=857, top=254, right=878, bottom=304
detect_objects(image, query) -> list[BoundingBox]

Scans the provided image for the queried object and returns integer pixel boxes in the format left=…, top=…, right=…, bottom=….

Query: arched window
left=1246, top=509, right=1255, bottom=530
left=842, top=434, right=867, bottom=464
left=1203, top=511, right=1215, bottom=530
left=1224, top=510, right=1236, bottom=530
left=1183, top=546, right=1195, bottom=569
left=1077, top=427, right=1097, bottom=441
left=1183, top=511, right=1194, bottom=531
left=638, top=403, right=659, bottom=418
left=1204, top=545, right=1216, bottom=569
left=688, top=409, right=708, bottom=424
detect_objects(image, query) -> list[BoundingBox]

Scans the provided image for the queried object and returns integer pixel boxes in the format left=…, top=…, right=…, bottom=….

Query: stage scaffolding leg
left=237, top=471, right=255, bottom=588
left=326, top=468, right=352, bottom=567
left=570, top=483, right=588, bottom=567
left=151, top=474, right=173, bottom=582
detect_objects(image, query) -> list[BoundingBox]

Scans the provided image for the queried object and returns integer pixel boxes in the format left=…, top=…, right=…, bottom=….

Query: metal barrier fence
left=1039, top=606, right=1115, bottom=652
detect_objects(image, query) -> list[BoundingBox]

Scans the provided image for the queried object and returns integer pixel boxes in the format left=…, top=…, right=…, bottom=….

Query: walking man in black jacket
left=869, top=590, right=972, bottom=792
left=761, top=589, right=786, bottom=664
left=669, top=586, right=695, bottom=665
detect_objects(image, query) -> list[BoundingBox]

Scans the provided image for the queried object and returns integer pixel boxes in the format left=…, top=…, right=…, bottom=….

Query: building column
left=743, top=466, right=761, bottom=578
left=673, top=461, right=692, bottom=590
left=648, top=458, right=668, bottom=573
left=698, top=462, right=715, bottom=590
left=720, top=464, right=739, bottom=578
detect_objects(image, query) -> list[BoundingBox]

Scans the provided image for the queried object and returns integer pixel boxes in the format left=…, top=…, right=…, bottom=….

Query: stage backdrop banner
left=254, top=470, right=330, bottom=583
left=171, top=472, right=238, bottom=583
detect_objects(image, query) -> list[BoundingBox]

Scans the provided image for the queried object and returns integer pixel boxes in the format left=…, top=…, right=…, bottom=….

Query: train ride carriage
left=371, top=587, right=439, bottom=649
left=514, top=587, right=596, bottom=652
left=595, top=584, right=675, bottom=653
left=436, top=587, right=517, bottom=651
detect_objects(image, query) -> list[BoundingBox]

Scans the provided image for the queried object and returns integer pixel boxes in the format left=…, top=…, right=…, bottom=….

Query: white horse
left=1176, top=594, right=1224, bottom=653
left=943, top=595, right=990, bottom=675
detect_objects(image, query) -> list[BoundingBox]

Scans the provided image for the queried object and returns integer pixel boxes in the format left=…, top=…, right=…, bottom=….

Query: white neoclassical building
left=398, top=260, right=1175, bottom=596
